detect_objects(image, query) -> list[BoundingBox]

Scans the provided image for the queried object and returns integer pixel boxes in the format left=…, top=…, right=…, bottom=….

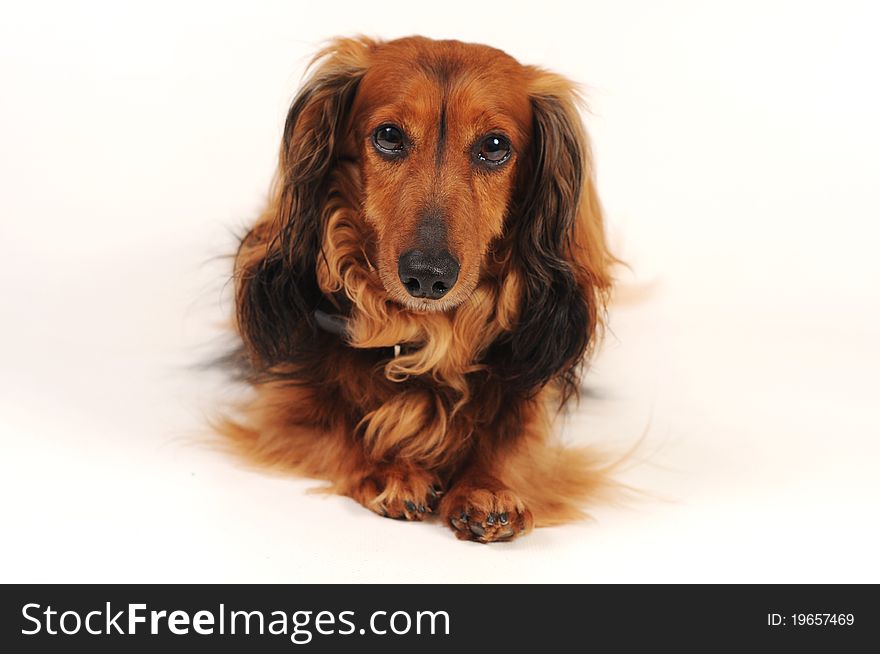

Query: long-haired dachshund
left=221, top=36, right=615, bottom=542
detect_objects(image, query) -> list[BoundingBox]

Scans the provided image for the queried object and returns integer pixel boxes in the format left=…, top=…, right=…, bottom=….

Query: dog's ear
left=234, top=37, right=374, bottom=368
left=494, top=73, right=614, bottom=399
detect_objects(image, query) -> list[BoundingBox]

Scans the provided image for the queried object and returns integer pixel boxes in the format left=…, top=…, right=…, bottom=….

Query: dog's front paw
left=350, top=465, right=442, bottom=521
left=441, top=487, right=533, bottom=542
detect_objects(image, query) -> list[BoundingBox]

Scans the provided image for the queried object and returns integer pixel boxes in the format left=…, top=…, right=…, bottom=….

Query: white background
left=1, top=0, right=878, bottom=582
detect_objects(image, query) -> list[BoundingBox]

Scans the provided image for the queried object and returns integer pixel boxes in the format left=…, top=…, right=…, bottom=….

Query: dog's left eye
left=373, top=125, right=406, bottom=154
left=475, top=134, right=512, bottom=165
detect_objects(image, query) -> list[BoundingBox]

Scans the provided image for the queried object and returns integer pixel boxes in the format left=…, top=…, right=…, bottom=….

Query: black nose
left=397, top=249, right=460, bottom=299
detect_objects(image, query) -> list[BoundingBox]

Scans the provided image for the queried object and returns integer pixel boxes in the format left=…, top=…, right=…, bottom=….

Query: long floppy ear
left=234, top=37, right=374, bottom=368
left=494, top=72, right=614, bottom=400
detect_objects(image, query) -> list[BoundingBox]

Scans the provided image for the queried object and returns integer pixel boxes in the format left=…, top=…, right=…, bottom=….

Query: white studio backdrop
left=1, top=0, right=878, bottom=582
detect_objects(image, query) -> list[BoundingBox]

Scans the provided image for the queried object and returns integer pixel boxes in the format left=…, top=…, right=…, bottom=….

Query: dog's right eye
left=372, top=125, right=406, bottom=154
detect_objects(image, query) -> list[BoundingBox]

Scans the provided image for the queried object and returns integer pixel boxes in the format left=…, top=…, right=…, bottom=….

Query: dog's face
left=235, top=36, right=614, bottom=398
left=351, top=41, right=532, bottom=311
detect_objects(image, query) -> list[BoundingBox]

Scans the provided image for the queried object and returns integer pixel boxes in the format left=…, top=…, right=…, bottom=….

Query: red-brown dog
left=222, top=36, right=615, bottom=542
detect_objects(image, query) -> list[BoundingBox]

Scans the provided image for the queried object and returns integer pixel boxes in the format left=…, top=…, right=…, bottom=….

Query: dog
left=221, top=36, right=615, bottom=542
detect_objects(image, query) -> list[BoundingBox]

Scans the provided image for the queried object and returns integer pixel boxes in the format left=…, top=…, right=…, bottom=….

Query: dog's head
left=236, top=36, right=613, bottom=396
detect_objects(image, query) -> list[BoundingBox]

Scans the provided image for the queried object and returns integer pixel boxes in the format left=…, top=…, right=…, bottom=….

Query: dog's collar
left=313, top=309, right=409, bottom=358
left=314, top=308, right=349, bottom=338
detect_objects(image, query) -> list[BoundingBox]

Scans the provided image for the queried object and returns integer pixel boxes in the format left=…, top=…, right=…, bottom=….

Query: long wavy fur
left=219, top=36, right=616, bottom=542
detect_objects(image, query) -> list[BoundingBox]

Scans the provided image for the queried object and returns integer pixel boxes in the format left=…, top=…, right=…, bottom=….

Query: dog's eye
left=476, top=135, right=512, bottom=165
left=373, top=125, right=406, bottom=154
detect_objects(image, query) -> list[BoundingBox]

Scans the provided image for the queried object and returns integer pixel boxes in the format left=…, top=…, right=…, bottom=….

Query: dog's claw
left=356, top=468, right=441, bottom=522
left=444, top=488, right=533, bottom=542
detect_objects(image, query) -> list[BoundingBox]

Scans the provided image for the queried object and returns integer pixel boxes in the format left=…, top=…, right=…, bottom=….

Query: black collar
left=314, top=308, right=349, bottom=338
left=314, top=308, right=415, bottom=358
